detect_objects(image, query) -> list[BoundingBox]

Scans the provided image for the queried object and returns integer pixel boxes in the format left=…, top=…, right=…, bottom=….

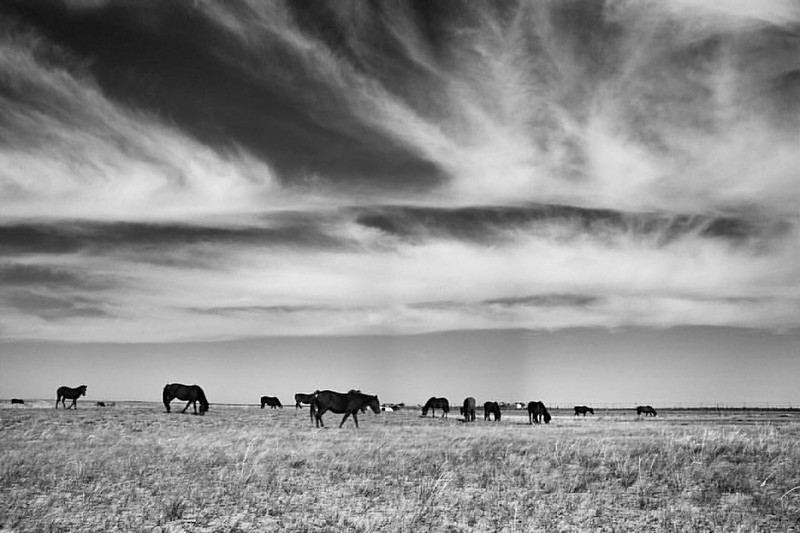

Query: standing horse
left=310, top=390, right=380, bottom=428
left=527, top=401, right=551, bottom=425
left=574, top=405, right=594, bottom=416
left=11, top=398, right=24, bottom=405
left=422, top=397, right=450, bottom=418
left=260, top=396, right=283, bottom=409
left=460, top=397, right=476, bottom=422
left=295, top=392, right=315, bottom=409
left=484, top=401, right=502, bottom=421
left=636, top=405, right=657, bottom=417
left=56, top=385, right=87, bottom=409
left=163, top=383, right=209, bottom=415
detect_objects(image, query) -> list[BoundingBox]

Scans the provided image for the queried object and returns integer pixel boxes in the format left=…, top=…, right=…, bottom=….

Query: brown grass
left=1, top=404, right=799, bottom=532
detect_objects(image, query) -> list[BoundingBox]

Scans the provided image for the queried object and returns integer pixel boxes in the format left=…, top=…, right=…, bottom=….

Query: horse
left=461, top=397, right=476, bottom=422
left=527, top=401, right=551, bottom=425
left=574, top=405, right=594, bottom=416
left=295, top=392, right=315, bottom=409
left=636, top=405, right=657, bottom=417
left=422, top=397, right=450, bottom=418
left=56, top=385, right=87, bottom=409
left=163, top=383, right=209, bottom=415
left=484, top=401, right=502, bottom=421
left=310, top=389, right=380, bottom=428
left=11, top=398, right=24, bottom=405
left=260, top=396, right=283, bottom=409
left=96, top=401, right=106, bottom=407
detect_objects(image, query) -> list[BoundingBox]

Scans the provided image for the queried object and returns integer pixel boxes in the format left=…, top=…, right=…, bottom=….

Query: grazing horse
left=163, top=383, right=209, bottom=415
left=422, top=397, right=450, bottom=418
left=260, top=396, right=283, bottom=409
left=527, top=401, right=551, bottom=425
left=310, top=390, right=380, bottom=428
left=56, top=385, right=87, bottom=409
left=460, top=397, right=476, bottom=422
left=484, top=401, right=502, bottom=421
left=574, top=405, right=594, bottom=416
left=295, top=392, right=315, bottom=409
left=11, top=398, right=24, bottom=405
left=636, top=405, right=657, bottom=417
left=96, top=401, right=106, bottom=407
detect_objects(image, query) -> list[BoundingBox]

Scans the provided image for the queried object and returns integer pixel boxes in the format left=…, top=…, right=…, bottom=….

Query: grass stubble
left=1, top=405, right=799, bottom=532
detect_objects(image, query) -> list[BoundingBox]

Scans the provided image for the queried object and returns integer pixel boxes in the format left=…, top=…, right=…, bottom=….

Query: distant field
left=1, top=404, right=799, bottom=532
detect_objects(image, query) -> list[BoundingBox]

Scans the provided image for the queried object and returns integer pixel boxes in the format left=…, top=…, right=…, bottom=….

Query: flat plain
left=1, top=403, right=799, bottom=532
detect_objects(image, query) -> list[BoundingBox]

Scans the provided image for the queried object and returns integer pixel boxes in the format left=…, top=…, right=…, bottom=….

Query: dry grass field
left=2, top=403, right=799, bottom=532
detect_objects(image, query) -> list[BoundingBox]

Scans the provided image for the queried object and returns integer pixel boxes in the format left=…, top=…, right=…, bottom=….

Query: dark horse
left=163, top=383, right=209, bottom=415
left=310, top=390, right=380, bottom=428
left=295, top=392, right=315, bottom=409
left=460, top=397, right=476, bottom=422
left=11, top=398, right=24, bottom=405
left=484, top=401, right=502, bottom=421
left=527, top=401, right=551, bottom=425
left=422, top=397, right=450, bottom=418
left=636, top=405, right=657, bottom=417
left=260, top=396, right=283, bottom=409
left=56, top=385, right=87, bottom=409
left=574, top=405, right=594, bottom=416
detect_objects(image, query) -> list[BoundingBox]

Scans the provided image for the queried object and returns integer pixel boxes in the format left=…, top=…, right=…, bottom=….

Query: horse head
left=367, top=395, right=380, bottom=415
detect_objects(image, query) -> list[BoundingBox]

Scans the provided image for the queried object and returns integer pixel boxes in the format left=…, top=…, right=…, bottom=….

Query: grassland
left=1, top=404, right=799, bottom=532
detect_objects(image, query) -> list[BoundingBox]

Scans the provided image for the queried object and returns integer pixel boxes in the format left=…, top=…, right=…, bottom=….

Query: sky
left=1, top=0, right=799, bottom=406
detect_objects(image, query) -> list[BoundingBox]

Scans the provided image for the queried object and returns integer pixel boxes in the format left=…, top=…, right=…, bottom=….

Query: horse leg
left=181, top=401, right=191, bottom=413
left=55, top=396, right=60, bottom=409
left=164, top=400, right=171, bottom=413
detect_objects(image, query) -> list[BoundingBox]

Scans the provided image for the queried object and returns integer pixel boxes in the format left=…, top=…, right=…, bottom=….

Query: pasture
left=1, top=404, right=799, bottom=532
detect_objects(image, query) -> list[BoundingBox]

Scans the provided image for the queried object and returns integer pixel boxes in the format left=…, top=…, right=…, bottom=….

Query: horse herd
left=44, top=383, right=658, bottom=428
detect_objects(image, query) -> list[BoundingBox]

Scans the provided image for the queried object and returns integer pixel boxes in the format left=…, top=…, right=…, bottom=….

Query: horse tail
left=196, top=387, right=209, bottom=414
left=162, top=384, right=172, bottom=412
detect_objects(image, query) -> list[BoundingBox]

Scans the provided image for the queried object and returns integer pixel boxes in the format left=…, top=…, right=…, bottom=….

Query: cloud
left=193, top=0, right=800, bottom=215
left=1, top=1, right=799, bottom=342
left=1, top=203, right=797, bottom=341
left=0, top=18, right=279, bottom=222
